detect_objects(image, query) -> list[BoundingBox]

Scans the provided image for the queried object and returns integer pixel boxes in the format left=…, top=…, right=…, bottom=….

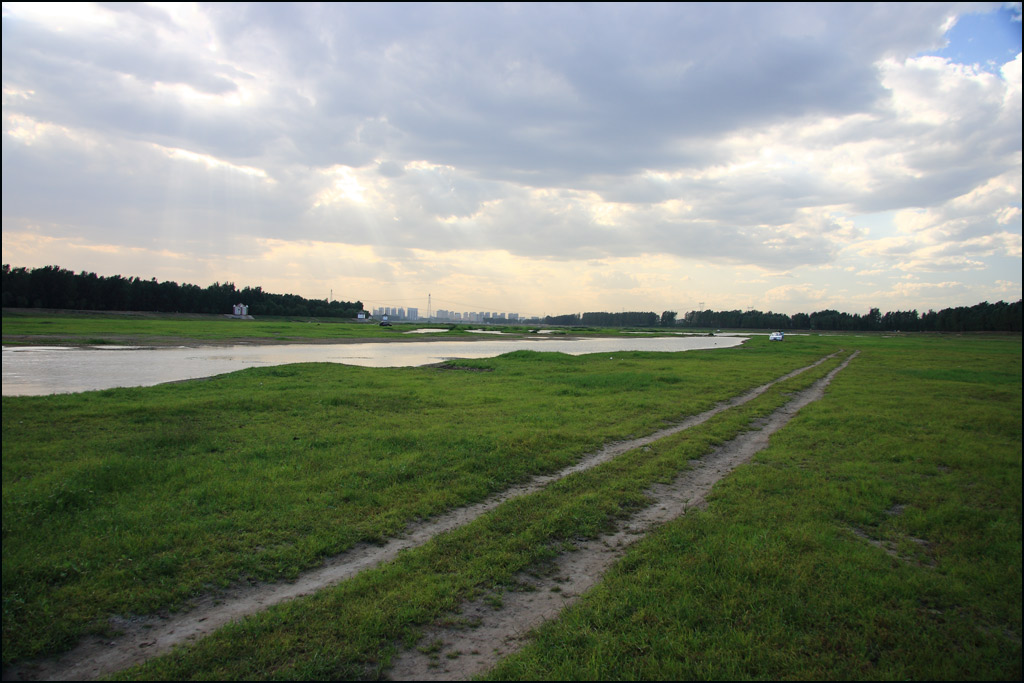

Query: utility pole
left=428, top=293, right=432, bottom=320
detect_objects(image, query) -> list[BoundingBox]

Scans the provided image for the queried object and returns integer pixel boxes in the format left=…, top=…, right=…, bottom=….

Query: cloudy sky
left=3, top=2, right=1021, bottom=317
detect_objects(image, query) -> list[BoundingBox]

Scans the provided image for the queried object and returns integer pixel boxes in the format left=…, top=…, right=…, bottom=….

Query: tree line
left=683, top=301, right=1022, bottom=332
left=542, top=301, right=1020, bottom=332
left=542, top=311, right=679, bottom=327
left=5, top=264, right=1019, bottom=331
left=542, top=311, right=670, bottom=327
left=1, top=265, right=363, bottom=318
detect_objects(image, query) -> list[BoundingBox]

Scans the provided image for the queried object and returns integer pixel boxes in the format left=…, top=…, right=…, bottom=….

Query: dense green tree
left=542, top=313, right=581, bottom=326
left=1, top=265, right=362, bottom=318
left=675, top=301, right=1020, bottom=333
left=578, top=311, right=660, bottom=327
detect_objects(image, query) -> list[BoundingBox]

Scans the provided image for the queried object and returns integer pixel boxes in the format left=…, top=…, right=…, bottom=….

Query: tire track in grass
left=5, top=353, right=842, bottom=681
left=387, top=351, right=857, bottom=681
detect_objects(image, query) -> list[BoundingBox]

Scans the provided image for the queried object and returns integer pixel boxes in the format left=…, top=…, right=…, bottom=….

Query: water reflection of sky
left=2, top=336, right=746, bottom=396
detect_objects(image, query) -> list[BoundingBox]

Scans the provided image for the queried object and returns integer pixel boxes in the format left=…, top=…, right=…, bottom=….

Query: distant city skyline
left=372, top=304, right=522, bottom=323
left=3, top=3, right=1020, bottom=315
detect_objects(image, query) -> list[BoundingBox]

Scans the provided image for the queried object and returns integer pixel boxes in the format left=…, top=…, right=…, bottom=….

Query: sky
left=2, top=2, right=1021, bottom=318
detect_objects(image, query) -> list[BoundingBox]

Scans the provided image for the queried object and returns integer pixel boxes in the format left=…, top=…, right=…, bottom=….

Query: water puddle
left=2, top=336, right=746, bottom=396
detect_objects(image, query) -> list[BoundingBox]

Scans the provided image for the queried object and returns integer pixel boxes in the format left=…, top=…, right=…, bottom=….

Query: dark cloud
left=2, top=13, right=241, bottom=95
left=0, top=3, right=964, bottom=177
left=2, top=2, right=1019, bottom=285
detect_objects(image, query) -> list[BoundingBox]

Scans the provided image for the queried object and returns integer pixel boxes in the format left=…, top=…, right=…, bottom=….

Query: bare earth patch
left=3, top=353, right=845, bottom=681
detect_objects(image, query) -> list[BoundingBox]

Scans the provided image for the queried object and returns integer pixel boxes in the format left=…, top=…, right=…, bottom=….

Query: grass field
left=485, top=335, right=1022, bottom=680
left=0, top=309, right=666, bottom=346
left=0, top=309, right=473, bottom=344
left=2, top=326, right=1020, bottom=679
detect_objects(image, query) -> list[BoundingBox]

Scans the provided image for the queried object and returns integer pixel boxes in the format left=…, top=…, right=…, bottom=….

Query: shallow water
left=2, top=335, right=745, bottom=396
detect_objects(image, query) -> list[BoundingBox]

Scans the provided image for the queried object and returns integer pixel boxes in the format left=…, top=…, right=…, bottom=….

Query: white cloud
left=2, top=3, right=1020, bottom=314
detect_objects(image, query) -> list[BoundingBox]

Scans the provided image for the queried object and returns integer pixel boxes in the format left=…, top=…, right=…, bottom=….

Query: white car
left=769, top=331, right=784, bottom=341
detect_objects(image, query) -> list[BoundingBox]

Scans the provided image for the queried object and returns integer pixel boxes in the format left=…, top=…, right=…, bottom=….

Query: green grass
left=2, top=310, right=439, bottom=344
left=114, top=348, right=850, bottom=680
left=484, top=336, right=1022, bottom=680
left=3, top=334, right=1019, bottom=680
left=1, top=310, right=679, bottom=346
left=2, top=336, right=833, bottom=665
